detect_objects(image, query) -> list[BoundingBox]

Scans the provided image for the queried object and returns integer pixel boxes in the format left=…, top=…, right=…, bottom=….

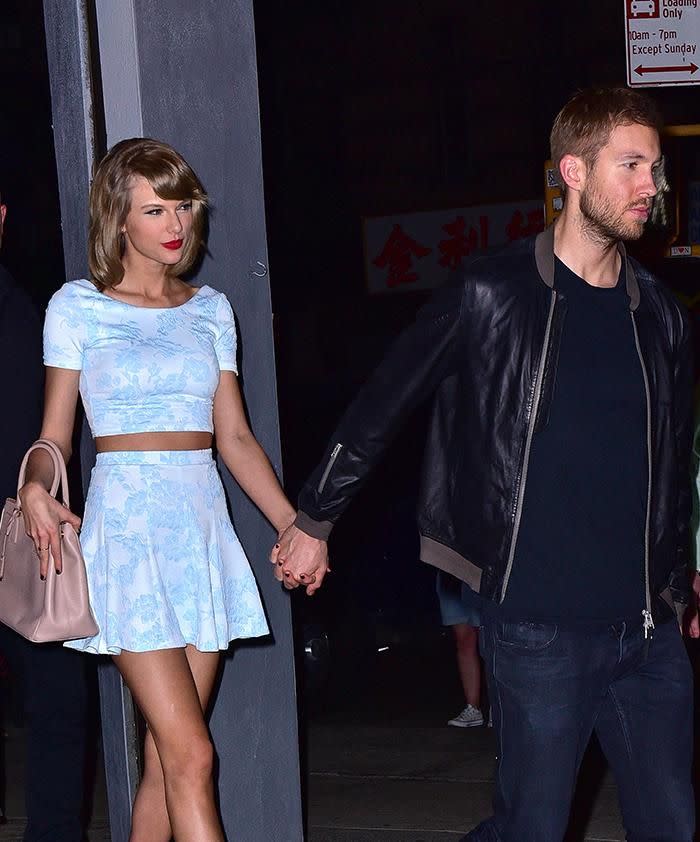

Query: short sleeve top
left=43, top=279, right=238, bottom=437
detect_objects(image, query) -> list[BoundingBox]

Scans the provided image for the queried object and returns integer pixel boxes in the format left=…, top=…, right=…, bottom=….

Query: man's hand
left=270, top=523, right=329, bottom=596
left=686, top=571, right=700, bottom=638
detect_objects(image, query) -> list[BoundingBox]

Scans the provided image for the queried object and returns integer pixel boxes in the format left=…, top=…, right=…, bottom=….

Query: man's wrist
left=293, top=510, right=333, bottom=541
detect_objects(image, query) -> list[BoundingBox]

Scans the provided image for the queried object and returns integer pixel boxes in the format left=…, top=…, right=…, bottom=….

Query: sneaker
left=447, top=704, right=484, bottom=728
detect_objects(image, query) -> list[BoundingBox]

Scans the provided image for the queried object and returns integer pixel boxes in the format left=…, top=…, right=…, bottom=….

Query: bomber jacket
left=295, top=226, right=693, bottom=628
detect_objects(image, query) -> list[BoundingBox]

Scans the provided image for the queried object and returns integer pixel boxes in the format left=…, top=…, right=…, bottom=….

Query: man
left=274, top=88, right=695, bottom=840
left=0, top=190, right=88, bottom=841
left=272, top=89, right=694, bottom=842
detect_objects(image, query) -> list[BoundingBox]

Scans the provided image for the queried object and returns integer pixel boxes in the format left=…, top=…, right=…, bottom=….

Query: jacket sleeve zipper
left=317, top=443, right=343, bottom=494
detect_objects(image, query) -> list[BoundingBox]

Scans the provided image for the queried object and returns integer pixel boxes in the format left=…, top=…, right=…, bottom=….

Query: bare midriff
left=95, top=431, right=213, bottom=453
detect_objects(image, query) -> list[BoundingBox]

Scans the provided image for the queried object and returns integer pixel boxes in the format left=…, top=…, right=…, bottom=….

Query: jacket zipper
left=631, top=312, right=654, bottom=639
left=500, top=290, right=557, bottom=602
left=317, top=443, right=343, bottom=494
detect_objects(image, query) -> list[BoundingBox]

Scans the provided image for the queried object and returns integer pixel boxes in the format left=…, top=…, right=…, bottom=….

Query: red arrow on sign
left=635, top=63, right=699, bottom=75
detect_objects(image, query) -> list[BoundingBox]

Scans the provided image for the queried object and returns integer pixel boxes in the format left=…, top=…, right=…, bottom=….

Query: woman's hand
left=270, top=524, right=329, bottom=596
left=18, top=481, right=82, bottom=578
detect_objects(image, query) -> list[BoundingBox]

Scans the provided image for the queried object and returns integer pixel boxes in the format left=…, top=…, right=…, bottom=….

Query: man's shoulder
left=0, top=263, right=37, bottom=313
left=0, top=263, right=19, bottom=294
left=630, top=255, right=690, bottom=339
left=454, top=235, right=538, bottom=290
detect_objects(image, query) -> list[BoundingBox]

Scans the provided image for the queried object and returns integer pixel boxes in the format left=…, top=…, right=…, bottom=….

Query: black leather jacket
left=296, top=227, right=693, bottom=625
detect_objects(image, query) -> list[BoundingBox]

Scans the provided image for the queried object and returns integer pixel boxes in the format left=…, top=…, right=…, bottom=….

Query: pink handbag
left=0, top=438, right=98, bottom=642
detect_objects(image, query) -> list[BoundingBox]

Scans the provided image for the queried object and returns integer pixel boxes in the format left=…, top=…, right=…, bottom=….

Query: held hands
left=270, top=523, right=329, bottom=596
left=17, top=481, right=82, bottom=579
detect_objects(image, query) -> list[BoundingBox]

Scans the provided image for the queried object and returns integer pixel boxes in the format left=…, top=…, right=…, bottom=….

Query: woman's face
left=121, top=176, right=194, bottom=270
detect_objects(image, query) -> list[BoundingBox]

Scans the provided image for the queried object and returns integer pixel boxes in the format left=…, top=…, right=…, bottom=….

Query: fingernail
left=56, top=569, right=62, bottom=575
left=284, top=571, right=291, bottom=577
left=274, top=543, right=280, bottom=549
left=299, top=574, right=306, bottom=580
left=277, top=561, right=283, bottom=566
left=40, top=574, right=45, bottom=581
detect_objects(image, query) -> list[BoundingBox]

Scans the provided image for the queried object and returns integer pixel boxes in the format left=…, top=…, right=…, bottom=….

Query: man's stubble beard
left=579, top=182, right=646, bottom=247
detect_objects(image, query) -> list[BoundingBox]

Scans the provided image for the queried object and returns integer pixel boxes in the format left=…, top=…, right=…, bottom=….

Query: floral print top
left=43, top=279, right=237, bottom=436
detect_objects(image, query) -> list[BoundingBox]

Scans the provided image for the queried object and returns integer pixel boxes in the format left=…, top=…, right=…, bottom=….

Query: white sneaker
left=447, top=704, right=484, bottom=728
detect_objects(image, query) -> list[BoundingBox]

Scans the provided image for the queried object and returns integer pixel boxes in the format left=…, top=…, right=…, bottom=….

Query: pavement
left=0, top=636, right=651, bottom=841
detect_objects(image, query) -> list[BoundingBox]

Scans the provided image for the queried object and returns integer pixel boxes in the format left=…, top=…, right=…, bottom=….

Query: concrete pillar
left=42, top=2, right=302, bottom=839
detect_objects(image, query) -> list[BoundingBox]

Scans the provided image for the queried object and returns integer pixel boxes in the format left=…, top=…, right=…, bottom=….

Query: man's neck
left=552, top=211, right=621, bottom=288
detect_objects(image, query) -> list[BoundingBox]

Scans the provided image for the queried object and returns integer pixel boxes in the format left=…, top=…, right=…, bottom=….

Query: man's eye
left=625, top=162, right=638, bottom=170
left=146, top=208, right=162, bottom=215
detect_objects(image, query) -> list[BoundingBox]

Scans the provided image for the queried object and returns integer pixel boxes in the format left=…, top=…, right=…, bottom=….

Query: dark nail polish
left=56, top=569, right=62, bottom=575
left=274, top=543, right=280, bottom=549
left=40, top=574, right=45, bottom=581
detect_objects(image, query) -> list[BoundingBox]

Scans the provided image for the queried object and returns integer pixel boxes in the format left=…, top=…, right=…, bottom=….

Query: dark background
left=2, top=0, right=700, bottom=691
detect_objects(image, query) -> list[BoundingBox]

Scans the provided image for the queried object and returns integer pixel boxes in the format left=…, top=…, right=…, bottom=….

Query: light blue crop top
left=43, top=279, right=238, bottom=437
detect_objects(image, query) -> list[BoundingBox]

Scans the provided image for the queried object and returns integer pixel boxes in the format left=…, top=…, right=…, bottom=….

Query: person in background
left=0, top=189, right=88, bottom=841
left=436, top=572, right=483, bottom=728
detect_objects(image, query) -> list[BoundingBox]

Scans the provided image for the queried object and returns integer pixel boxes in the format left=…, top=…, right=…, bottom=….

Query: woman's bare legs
left=113, top=646, right=223, bottom=842
left=453, top=623, right=481, bottom=708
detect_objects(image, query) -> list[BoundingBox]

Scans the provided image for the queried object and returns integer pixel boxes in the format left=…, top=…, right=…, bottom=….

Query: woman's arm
left=18, top=367, right=82, bottom=576
left=212, top=372, right=328, bottom=593
left=213, top=371, right=295, bottom=534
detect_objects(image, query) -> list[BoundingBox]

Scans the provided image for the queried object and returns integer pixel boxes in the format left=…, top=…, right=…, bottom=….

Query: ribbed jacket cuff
left=294, top=510, right=334, bottom=541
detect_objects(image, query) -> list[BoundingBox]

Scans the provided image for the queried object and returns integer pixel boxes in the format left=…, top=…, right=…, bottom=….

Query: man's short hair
left=88, top=137, right=208, bottom=289
left=550, top=87, right=662, bottom=186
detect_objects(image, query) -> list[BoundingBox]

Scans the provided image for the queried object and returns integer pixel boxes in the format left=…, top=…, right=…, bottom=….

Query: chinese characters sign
left=365, top=201, right=544, bottom=294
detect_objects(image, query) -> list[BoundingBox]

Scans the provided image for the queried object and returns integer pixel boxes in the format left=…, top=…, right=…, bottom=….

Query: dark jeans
left=462, top=616, right=694, bottom=842
left=0, top=624, right=88, bottom=842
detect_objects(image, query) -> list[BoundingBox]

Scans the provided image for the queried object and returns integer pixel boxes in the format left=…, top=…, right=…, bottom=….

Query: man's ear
left=558, top=154, right=586, bottom=193
left=0, top=204, right=6, bottom=229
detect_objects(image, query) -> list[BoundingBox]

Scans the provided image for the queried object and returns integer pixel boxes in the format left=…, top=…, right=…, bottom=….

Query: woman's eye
left=178, top=202, right=193, bottom=212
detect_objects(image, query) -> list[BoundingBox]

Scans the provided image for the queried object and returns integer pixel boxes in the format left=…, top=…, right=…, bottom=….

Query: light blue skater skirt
left=65, top=449, right=269, bottom=655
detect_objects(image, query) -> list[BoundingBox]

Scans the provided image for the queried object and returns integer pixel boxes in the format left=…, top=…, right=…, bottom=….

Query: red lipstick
left=162, top=239, right=183, bottom=250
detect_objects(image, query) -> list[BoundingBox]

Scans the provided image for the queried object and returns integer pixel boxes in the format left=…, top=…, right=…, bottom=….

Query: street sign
left=625, top=0, right=700, bottom=87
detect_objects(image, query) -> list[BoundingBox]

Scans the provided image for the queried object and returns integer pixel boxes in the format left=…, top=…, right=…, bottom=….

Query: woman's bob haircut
left=88, top=138, right=208, bottom=289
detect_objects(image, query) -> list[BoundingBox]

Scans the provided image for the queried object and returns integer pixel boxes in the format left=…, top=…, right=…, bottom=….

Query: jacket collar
left=534, top=224, right=641, bottom=310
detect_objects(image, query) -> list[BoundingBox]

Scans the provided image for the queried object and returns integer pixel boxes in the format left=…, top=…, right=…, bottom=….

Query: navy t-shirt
left=501, top=257, right=647, bottom=623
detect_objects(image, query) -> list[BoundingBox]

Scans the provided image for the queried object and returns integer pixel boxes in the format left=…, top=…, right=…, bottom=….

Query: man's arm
left=273, top=279, right=467, bottom=591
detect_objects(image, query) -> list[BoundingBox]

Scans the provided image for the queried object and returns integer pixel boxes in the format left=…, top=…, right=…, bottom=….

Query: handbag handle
left=16, top=439, right=70, bottom=509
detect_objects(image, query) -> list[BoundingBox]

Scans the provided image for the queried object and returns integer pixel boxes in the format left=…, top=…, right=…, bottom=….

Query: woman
left=19, top=138, right=296, bottom=841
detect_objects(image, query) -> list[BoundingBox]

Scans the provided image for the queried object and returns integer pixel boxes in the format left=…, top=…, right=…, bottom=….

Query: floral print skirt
left=64, top=449, right=269, bottom=655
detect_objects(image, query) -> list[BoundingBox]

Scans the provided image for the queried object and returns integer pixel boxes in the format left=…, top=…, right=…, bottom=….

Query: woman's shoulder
left=48, top=278, right=100, bottom=310
left=193, top=284, right=234, bottom=316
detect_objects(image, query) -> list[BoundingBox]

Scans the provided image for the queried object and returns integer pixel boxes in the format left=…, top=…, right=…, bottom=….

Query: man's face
left=0, top=203, right=5, bottom=252
left=578, top=123, right=661, bottom=244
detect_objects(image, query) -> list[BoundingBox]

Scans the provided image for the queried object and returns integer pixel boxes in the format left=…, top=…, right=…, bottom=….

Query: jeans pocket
left=495, top=620, right=558, bottom=651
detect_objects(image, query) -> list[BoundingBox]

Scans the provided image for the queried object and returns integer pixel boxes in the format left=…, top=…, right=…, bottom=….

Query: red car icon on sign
left=629, top=0, right=659, bottom=17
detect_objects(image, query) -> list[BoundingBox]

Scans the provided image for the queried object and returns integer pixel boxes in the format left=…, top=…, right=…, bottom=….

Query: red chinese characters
left=373, top=225, right=433, bottom=288
left=438, top=215, right=489, bottom=270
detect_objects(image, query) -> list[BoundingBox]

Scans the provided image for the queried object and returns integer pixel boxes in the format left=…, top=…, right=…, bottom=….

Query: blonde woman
left=19, top=139, right=295, bottom=841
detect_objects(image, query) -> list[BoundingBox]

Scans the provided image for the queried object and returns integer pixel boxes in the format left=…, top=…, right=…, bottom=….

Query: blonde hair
left=88, top=138, right=208, bottom=289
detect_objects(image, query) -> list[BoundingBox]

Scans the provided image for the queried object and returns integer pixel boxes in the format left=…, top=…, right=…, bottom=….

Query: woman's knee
left=159, top=733, right=215, bottom=787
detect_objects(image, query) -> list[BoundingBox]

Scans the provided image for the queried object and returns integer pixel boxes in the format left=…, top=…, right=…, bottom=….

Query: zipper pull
left=642, top=609, right=655, bottom=639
